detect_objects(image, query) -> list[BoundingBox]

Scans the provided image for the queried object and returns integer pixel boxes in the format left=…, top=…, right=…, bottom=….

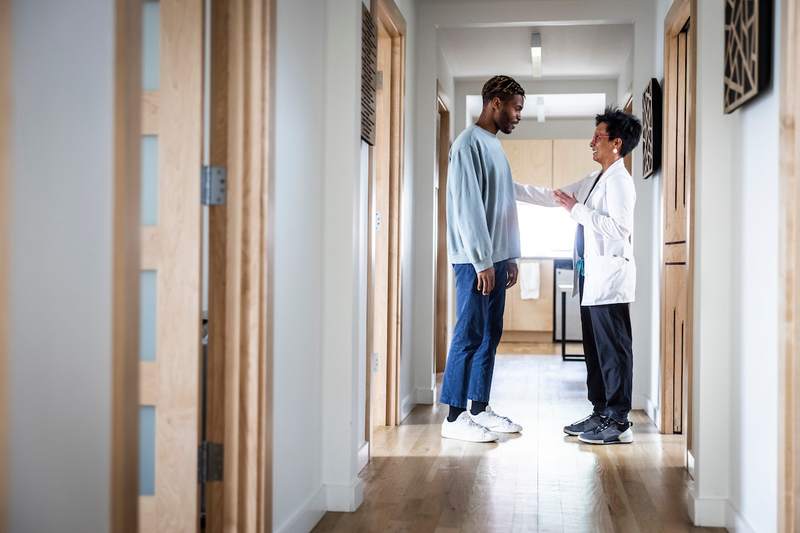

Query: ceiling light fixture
left=531, top=32, right=542, bottom=78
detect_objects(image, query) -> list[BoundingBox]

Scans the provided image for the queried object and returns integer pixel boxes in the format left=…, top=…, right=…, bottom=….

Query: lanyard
left=576, top=172, right=603, bottom=277
left=583, top=171, right=603, bottom=205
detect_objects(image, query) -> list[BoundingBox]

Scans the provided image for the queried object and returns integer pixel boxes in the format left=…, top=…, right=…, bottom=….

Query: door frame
left=434, top=87, right=450, bottom=375
left=658, top=0, right=696, bottom=450
left=110, top=0, right=276, bottom=529
left=112, top=1, right=142, bottom=531
left=780, top=0, right=800, bottom=529
left=0, top=0, right=9, bottom=529
left=367, top=0, right=406, bottom=429
left=623, top=95, right=633, bottom=174
left=205, top=0, right=275, bottom=530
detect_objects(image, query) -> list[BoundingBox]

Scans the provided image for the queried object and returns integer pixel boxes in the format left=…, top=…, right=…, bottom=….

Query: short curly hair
left=595, top=107, right=642, bottom=157
left=481, top=75, right=525, bottom=106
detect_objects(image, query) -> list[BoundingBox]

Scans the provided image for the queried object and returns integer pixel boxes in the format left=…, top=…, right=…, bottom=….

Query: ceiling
left=438, top=24, right=634, bottom=80
left=466, top=93, right=607, bottom=122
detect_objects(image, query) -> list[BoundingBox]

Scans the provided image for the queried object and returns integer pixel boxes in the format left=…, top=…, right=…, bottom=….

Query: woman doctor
left=515, top=107, right=642, bottom=445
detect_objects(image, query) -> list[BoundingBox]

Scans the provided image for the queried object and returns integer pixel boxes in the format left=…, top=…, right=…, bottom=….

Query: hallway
left=315, top=354, right=720, bottom=533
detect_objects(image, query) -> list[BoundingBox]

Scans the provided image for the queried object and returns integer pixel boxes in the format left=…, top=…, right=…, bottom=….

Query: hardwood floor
left=314, top=354, right=723, bottom=533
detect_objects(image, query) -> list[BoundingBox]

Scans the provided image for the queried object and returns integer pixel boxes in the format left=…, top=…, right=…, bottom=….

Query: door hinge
left=198, top=441, right=224, bottom=483
left=201, top=165, right=227, bottom=206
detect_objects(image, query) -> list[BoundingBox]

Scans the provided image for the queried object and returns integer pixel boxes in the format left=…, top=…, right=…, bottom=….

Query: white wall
left=688, top=0, right=736, bottom=526
left=618, top=48, right=634, bottom=105
left=274, top=0, right=419, bottom=530
left=727, top=1, right=780, bottom=530
left=273, top=0, right=326, bottom=531
left=9, top=1, right=114, bottom=531
left=395, top=0, right=421, bottom=422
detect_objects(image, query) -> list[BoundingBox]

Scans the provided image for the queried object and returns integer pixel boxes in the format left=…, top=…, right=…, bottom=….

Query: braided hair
left=481, top=75, right=525, bottom=105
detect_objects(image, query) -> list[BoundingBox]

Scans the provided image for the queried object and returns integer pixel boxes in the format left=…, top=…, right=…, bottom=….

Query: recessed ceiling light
left=531, top=32, right=542, bottom=78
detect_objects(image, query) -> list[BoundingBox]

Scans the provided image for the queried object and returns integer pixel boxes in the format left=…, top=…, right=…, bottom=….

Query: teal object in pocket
left=576, top=258, right=585, bottom=276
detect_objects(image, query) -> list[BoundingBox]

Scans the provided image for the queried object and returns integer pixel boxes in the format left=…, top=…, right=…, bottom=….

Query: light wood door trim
left=434, top=94, right=450, bottom=375
left=780, top=0, right=800, bottom=529
left=659, top=0, right=696, bottom=444
left=371, top=16, right=392, bottom=429
left=113, top=1, right=142, bottom=532
left=0, top=0, right=9, bottom=529
left=623, top=97, right=633, bottom=174
left=206, top=0, right=275, bottom=530
left=368, top=0, right=405, bottom=428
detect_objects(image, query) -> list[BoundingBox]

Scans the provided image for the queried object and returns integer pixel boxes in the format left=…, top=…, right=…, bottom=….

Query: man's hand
left=476, top=267, right=495, bottom=295
left=506, top=262, right=519, bottom=289
left=554, top=189, right=578, bottom=212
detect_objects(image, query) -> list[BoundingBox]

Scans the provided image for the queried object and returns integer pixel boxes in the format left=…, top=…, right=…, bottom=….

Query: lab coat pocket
left=583, top=255, right=627, bottom=304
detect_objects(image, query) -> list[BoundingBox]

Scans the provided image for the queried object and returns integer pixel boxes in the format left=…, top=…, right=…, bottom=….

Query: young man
left=440, top=75, right=525, bottom=443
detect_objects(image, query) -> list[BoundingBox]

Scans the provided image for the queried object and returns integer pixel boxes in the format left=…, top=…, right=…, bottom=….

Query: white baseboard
left=274, top=485, right=326, bottom=533
left=400, top=392, right=415, bottom=422
left=415, top=386, right=434, bottom=404
left=687, top=450, right=696, bottom=480
left=357, top=442, right=369, bottom=473
left=633, top=394, right=659, bottom=425
left=689, top=493, right=727, bottom=527
left=644, top=396, right=659, bottom=425
left=325, top=477, right=364, bottom=512
left=726, top=502, right=756, bottom=533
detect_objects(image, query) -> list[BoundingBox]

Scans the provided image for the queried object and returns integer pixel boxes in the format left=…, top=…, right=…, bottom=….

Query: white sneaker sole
left=441, top=428, right=498, bottom=443
left=483, top=426, right=522, bottom=434
left=578, top=427, right=634, bottom=445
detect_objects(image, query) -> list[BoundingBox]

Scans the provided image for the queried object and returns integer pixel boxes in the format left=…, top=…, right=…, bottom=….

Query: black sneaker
left=578, top=417, right=633, bottom=445
left=563, top=412, right=606, bottom=436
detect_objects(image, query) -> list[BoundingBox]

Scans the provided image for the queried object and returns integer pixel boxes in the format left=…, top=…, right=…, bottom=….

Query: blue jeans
left=440, top=260, right=508, bottom=408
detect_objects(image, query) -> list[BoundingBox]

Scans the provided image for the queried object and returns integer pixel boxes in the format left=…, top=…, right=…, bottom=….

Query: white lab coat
left=514, top=158, right=636, bottom=306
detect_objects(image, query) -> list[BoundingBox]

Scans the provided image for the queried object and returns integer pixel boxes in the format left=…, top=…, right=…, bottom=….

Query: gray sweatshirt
left=446, top=124, right=520, bottom=272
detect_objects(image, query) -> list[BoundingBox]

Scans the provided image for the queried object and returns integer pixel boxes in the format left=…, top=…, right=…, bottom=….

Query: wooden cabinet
left=504, top=259, right=554, bottom=332
left=503, top=139, right=553, bottom=187
left=498, top=138, right=596, bottom=336
left=553, top=139, right=597, bottom=190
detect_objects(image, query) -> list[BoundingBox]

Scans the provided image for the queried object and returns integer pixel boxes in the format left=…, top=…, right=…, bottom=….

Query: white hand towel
left=519, top=261, right=540, bottom=300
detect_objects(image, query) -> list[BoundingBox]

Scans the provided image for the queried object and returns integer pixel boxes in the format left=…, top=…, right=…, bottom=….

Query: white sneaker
left=470, top=406, right=523, bottom=433
left=441, top=412, right=499, bottom=442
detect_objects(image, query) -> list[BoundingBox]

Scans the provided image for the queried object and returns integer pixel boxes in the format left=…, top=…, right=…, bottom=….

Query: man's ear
left=491, top=96, right=502, bottom=111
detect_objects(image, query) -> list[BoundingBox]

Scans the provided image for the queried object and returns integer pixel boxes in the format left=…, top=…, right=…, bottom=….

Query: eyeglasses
left=591, top=133, right=611, bottom=143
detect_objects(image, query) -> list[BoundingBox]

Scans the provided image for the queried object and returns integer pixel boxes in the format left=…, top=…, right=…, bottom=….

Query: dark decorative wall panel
left=642, top=78, right=663, bottom=179
left=361, top=5, right=377, bottom=145
left=724, top=0, right=773, bottom=113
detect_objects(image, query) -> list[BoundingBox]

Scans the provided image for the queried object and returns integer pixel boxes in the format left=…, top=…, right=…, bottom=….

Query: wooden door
left=661, top=5, right=695, bottom=438
left=434, top=98, right=450, bottom=374
left=369, top=16, right=393, bottom=429
left=138, top=0, right=204, bottom=530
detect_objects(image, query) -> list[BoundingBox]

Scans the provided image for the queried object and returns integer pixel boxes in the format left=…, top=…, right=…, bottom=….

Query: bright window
left=517, top=202, right=575, bottom=258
